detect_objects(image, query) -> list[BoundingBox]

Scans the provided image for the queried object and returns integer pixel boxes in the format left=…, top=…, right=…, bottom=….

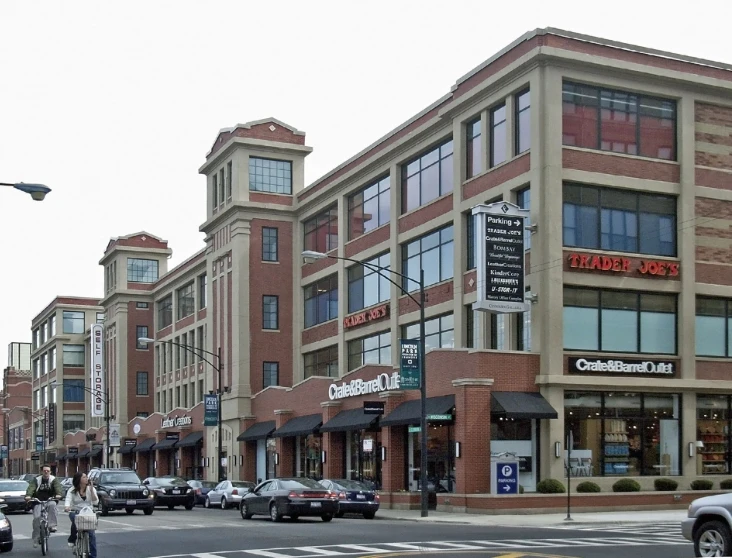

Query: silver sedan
left=204, top=480, right=255, bottom=509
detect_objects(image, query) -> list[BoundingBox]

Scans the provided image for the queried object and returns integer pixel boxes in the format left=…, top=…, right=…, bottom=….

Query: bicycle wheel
left=39, top=522, right=48, bottom=556
left=81, top=531, right=90, bottom=558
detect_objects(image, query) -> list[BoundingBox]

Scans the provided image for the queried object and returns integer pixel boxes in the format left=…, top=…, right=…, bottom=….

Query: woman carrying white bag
left=64, top=471, right=99, bottom=558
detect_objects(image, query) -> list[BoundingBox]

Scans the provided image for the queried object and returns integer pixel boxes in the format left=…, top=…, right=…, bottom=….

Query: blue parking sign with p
left=496, top=462, right=518, bottom=494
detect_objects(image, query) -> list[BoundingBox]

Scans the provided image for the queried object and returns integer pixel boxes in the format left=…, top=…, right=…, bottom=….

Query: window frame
left=127, top=258, right=159, bottom=284
left=401, top=225, right=454, bottom=293
left=466, top=118, right=482, bottom=179
left=403, top=313, right=455, bottom=351
left=347, top=176, right=391, bottom=240
left=136, top=326, right=149, bottom=350
left=158, top=295, right=173, bottom=329
left=263, top=362, right=279, bottom=388
left=62, top=311, right=85, bottom=335
left=347, top=331, right=392, bottom=371
left=490, top=103, right=507, bottom=168
left=303, top=345, right=338, bottom=379
left=62, top=344, right=85, bottom=367
left=262, top=227, right=279, bottom=262
left=303, top=274, right=338, bottom=328
left=303, top=205, right=339, bottom=253
left=262, top=295, right=279, bottom=330
left=136, top=371, right=149, bottom=396
left=177, top=282, right=195, bottom=320
left=401, top=139, right=454, bottom=214
left=63, top=379, right=85, bottom=402
left=347, top=252, right=390, bottom=313
left=515, top=89, right=531, bottom=155
left=696, top=297, right=732, bottom=357
left=249, top=156, right=293, bottom=195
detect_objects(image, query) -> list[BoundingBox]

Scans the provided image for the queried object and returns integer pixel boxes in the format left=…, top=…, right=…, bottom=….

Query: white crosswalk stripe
left=544, top=521, right=684, bottom=539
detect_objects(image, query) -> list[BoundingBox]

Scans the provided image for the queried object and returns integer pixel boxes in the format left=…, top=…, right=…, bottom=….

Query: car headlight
left=0, top=519, right=9, bottom=529
left=186, top=488, right=191, bottom=493
left=142, top=489, right=149, bottom=496
left=109, top=490, right=116, bottom=498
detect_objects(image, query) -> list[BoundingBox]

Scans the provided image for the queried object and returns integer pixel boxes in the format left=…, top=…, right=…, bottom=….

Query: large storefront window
left=491, top=418, right=536, bottom=491
left=408, top=424, right=455, bottom=494
left=345, top=431, right=382, bottom=489
left=696, top=298, right=732, bottom=357
left=295, top=435, right=322, bottom=480
left=565, top=391, right=681, bottom=476
left=697, top=395, right=732, bottom=475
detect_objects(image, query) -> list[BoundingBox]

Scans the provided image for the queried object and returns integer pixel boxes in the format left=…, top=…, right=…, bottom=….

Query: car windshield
left=333, top=479, right=372, bottom=491
left=0, top=481, right=28, bottom=491
left=279, top=478, right=324, bottom=490
left=232, top=481, right=254, bottom=489
left=161, top=477, right=188, bottom=486
left=100, top=472, right=141, bottom=484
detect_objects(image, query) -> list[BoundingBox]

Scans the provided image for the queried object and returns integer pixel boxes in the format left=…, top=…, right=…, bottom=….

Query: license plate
left=126, top=499, right=136, bottom=506
left=356, top=494, right=366, bottom=500
left=172, top=490, right=180, bottom=494
left=310, top=502, right=321, bottom=508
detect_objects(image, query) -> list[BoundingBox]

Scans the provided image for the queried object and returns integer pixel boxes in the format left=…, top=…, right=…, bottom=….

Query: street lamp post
left=139, top=338, right=226, bottom=483
left=51, top=382, right=111, bottom=468
left=0, top=182, right=52, bottom=201
left=302, top=250, right=430, bottom=518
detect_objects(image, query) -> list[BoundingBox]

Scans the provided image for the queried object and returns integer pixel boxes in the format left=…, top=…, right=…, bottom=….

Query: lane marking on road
left=297, top=548, right=354, bottom=555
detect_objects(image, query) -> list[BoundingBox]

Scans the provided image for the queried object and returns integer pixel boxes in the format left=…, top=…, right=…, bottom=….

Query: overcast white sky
left=2, top=0, right=731, bottom=371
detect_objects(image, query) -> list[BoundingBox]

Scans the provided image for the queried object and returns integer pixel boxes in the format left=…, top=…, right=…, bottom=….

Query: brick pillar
left=239, top=417, right=256, bottom=482
left=379, top=391, right=405, bottom=493
left=320, top=401, right=342, bottom=479
left=155, top=432, right=168, bottom=476
left=274, top=410, right=293, bottom=477
left=452, top=378, right=494, bottom=494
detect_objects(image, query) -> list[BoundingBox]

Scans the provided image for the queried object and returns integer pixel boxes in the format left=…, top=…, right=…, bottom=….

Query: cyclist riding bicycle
left=24, top=464, right=63, bottom=548
left=64, top=471, right=99, bottom=557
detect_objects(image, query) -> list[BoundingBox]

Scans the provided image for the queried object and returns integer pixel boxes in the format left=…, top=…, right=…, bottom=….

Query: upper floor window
left=563, top=287, right=676, bottom=354
left=490, top=104, right=507, bottom=167
left=348, top=253, right=390, bottom=313
left=49, top=347, right=56, bottom=371
left=40, top=322, right=47, bottom=344
left=136, top=371, right=149, bottom=396
left=263, top=296, right=279, bottom=330
left=219, top=168, right=225, bottom=204
left=563, top=183, right=676, bottom=257
left=249, top=157, right=292, bottom=195
left=562, top=81, right=676, bottom=160
left=403, top=313, right=455, bottom=350
left=136, top=326, right=149, bottom=349
left=304, top=206, right=338, bottom=253
left=136, top=302, right=149, bottom=309
left=304, top=274, right=338, bottom=328
left=262, top=227, right=279, bottom=262
left=515, top=89, right=531, bottom=154
left=158, top=295, right=173, bottom=329
left=177, top=283, right=195, bottom=320
left=33, top=328, right=39, bottom=349
left=347, top=331, right=391, bottom=371
left=63, top=380, right=85, bottom=402
left=212, top=173, right=218, bottom=207
left=198, top=274, right=207, bottom=309
left=96, top=312, right=105, bottom=324
left=304, top=345, right=338, bottom=378
left=348, top=176, right=390, bottom=240
left=402, top=225, right=454, bottom=293
left=127, top=258, right=159, bottom=283
left=263, top=362, right=279, bottom=388
left=62, top=311, right=84, bottom=334
left=696, top=298, right=732, bottom=357
left=226, top=161, right=233, bottom=198
left=466, top=118, right=482, bottom=179
left=466, top=212, right=476, bottom=271
left=62, top=345, right=85, bottom=367
left=402, top=139, right=453, bottom=213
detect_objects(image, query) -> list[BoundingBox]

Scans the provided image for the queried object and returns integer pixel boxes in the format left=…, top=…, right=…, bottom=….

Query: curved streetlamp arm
left=140, top=338, right=221, bottom=371
left=50, top=381, right=110, bottom=404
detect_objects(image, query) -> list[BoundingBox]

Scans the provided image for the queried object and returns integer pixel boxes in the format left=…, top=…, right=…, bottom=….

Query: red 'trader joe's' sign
left=343, top=304, right=389, bottom=329
left=567, top=253, right=679, bottom=277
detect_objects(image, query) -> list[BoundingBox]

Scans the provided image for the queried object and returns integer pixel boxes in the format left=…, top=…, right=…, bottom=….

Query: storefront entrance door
left=345, top=431, right=382, bottom=489
left=256, top=439, right=266, bottom=483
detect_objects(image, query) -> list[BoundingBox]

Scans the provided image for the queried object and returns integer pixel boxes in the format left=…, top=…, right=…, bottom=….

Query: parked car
left=0, top=504, right=14, bottom=552
left=319, top=479, right=380, bottom=519
left=88, top=467, right=155, bottom=516
left=57, top=477, right=72, bottom=498
left=187, top=480, right=216, bottom=506
left=682, top=492, right=732, bottom=556
left=240, top=477, right=339, bottom=522
left=143, top=477, right=195, bottom=510
left=0, top=480, right=29, bottom=513
left=205, top=480, right=255, bottom=509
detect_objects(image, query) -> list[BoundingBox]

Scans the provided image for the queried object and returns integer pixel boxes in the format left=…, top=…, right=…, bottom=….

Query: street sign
left=495, top=462, right=519, bottom=494
left=472, top=202, right=530, bottom=314
left=399, top=339, right=421, bottom=390
left=109, top=423, right=121, bottom=447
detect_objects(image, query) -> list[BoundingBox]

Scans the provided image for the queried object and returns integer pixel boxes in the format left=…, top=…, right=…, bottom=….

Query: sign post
left=472, top=202, right=530, bottom=314
left=399, top=339, right=421, bottom=390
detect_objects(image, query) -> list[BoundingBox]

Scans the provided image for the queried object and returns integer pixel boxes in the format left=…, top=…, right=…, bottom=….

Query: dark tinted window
left=333, top=479, right=372, bottom=491
left=279, top=478, right=323, bottom=490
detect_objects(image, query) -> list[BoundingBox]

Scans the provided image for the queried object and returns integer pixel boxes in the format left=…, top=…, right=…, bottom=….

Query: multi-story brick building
left=45, top=28, right=732, bottom=511
left=2, top=364, right=33, bottom=476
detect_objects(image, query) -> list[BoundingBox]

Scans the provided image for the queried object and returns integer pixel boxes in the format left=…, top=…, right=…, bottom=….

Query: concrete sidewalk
left=376, top=508, right=687, bottom=526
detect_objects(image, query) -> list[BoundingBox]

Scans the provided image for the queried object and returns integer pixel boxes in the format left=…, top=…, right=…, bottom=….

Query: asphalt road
left=2, top=504, right=696, bottom=558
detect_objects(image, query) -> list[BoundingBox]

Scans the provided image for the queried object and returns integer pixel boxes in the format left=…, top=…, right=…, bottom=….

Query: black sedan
left=240, top=477, right=339, bottom=522
left=319, top=479, right=380, bottom=519
left=0, top=481, right=29, bottom=513
left=186, top=480, right=216, bottom=506
left=0, top=505, right=13, bottom=552
left=143, top=477, right=195, bottom=510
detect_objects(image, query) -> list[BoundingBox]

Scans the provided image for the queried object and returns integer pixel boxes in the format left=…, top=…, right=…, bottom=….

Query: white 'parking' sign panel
left=495, top=461, right=519, bottom=494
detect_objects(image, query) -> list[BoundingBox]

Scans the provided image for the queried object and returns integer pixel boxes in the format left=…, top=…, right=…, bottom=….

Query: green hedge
left=720, top=479, right=732, bottom=490
left=654, top=478, right=678, bottom=491
left=537, top=479, right=566, bottom=493
left=612, top=479, right=641, bottom=492
left=691, top=479, right=714, bottom=490
left=576, top=481, right=601, bottom=493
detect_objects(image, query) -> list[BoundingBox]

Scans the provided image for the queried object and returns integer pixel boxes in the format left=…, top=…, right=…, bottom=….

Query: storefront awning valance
left=380, top=395, right=455, bottom=427
left=152, top=438, right=178, bottom=450
left=76, top=449, right=91, bottom=458
left=89, top=447, right=102, bottom=457
left=117, top=444, right=135, bottom=454
left=56, top=452, right=67, bottom=461
left=176, top=431, right=203, bottom=448
left=237, top=421, right=275, bottom=442
left=272, top=414, right=322, bottom=438
left=319, top=408, right=379, bottom=433
left=491, top=391, right=558, bottom=420
left=132, top=438, right=156, bottom=453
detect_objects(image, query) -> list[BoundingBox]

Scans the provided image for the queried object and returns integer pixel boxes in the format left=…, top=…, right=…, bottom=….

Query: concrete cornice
left=199, top=137, right=313, bottom=175
left=452, top=378, right=495, bottom=387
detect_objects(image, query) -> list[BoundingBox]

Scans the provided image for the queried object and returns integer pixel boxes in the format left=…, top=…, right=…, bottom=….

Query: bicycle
left=71, top=505, right=99, bottom=558
left=27, top=497, right=59, bottom=556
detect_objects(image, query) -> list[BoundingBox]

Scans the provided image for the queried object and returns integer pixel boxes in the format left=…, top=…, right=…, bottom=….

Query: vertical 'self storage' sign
left=90, top=323, right=105, bottom=418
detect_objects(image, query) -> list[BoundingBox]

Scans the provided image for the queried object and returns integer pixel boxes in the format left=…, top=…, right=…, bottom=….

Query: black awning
left=491, top=391, right=558, bottom=419
left=380, top=395, right=455, bottom=427
left=132, top=438, right=156, bottom=453
left=320, top=408, right=379, bottom=433
left=152, top=438, right=178, bottom=450
left=89, top=447, right=102, bottom=457
left=76, top=449, right=91, bottom=458
left=237, top=421, right=276, bottom=442
left=272, top=414, right=322, bottom=438
left=56, top=453, right=67, bottom=461
left=176, top=431, right=203, bottom=448
left=117, top=444, right=135, bottom=454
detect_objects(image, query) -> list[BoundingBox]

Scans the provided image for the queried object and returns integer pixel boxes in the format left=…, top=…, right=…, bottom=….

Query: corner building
left=108, top=28, right=732, bottom=510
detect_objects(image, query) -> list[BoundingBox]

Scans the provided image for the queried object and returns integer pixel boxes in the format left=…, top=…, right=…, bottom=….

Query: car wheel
left=167, top=504, right=174, bottom=510
left=363, top=511, right=376, bottom=519
left=100, top=501, right=110, bottom=517
left=321, top=513, right=333, bottom=522
left=269, top=502, right=282, bottom=522
left=290, top=514, right=299, bottom=521
left=185, top=500, right=194, bottom=511
left=240, top=502, right=253, bottom=520
left=335, top=511, right=344, bottom=518
left=204, top=496, right=211, bottom=509
left=143, top=507, right=154, bottom=516
left=125, top=508, right=134, bottom=515
left=0, top=543, right=12, bottom=552
left=220, top=497, right=227, bottom=510
left=695, top=520, right=732, bottom=557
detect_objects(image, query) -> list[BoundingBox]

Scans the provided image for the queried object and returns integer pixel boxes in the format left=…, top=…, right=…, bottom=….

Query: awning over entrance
left=380, top=395, right=455, bottom=427
left=237, top=421, right=275, bottom=442
left=117, top=444, right=135, bottom=455
left=175, top=431, right=203, bottom=448
left=89, top=447, right=102, bottom=457
left=76, top=449, right=91, bottom=458
left=272, top=414, right=322, bottom=438
left=56, top=452, right=67, bottom=461
left=491, top=391, right=558, bottom=419
left=132, top=438, right=156, bottom=453
left=319, top=408, right=379, bottom=433
left=152, top=438, right=178, bottom=450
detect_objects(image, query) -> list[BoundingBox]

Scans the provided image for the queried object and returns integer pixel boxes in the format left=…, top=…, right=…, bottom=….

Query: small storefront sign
left=495, top=462, right=519, bottom=494
left=362, top=439, right=374, bottom=453
left=567, top=253, right=680, bottom=277
left=427, top=414, right=452, bottom=421
left=48, top=403, right=56, bottom=443
left=35, top=435, right=43, bottom=452
left=162, top=415, right=193, bottom=428
left=363, top=401, right=385, bottom=415
left=343, top=303, right=389, bottom=329
left=399, top=339, right=421, bottom=390
left=204, top=395, right=218, bottom=426
left=569, top=357, right=675, bottom=375
left=0, top=446, right=7, bottom=459
left=328, top=372, right=400, bottom=400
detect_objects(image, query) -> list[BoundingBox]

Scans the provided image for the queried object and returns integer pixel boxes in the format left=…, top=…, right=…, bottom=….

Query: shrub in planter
left=691, top=479, right=714, bottom=491
left=612, top=479, right=641, bottom=492
left=654, top=478, right=679, bottom=491
left=519, top=485, right=525, bottom=494
left=537, top=479, right=566, bottom=493
left=721, top=479, right=732, bottom=490
left=576, top=481, right=601, bottom=493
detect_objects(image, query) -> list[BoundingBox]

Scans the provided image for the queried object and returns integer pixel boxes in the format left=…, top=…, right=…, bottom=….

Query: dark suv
left=88, top=468, right=155, bottom=516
